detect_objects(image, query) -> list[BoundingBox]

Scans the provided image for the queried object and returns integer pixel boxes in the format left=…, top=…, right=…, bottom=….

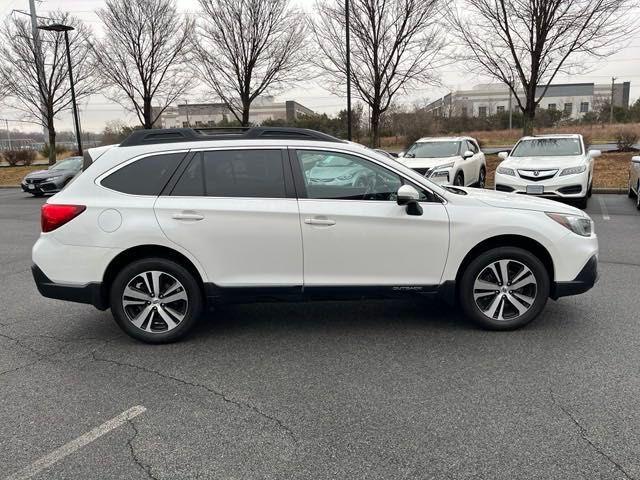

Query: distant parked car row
left=394, top=134, right=603, bottom=209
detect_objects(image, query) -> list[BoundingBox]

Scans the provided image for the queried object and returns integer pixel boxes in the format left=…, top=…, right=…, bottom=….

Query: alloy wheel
left=122, top=270, right=188, bottom=333
left=473, top=259, right=538, bottom=321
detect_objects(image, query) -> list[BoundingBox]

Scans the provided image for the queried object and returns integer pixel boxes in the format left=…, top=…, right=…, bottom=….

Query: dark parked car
left=21, top=156, right=83, bottom=196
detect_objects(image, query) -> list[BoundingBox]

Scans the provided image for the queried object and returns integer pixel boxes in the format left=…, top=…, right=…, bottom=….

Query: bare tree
left=193, top=0, right=307, bottom=126
left=312, top=0, right=443, bottom=147
left=93, top=0, right=193, bottom=129
left=450, top=0, right=635, bottom=135
left=0, top=13, right=96, bottom=164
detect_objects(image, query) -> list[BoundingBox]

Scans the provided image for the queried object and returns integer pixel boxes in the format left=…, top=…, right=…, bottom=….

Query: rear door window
left=101, top=152, right=185, bottom=195
left=171, top=149, right=287, bottom=198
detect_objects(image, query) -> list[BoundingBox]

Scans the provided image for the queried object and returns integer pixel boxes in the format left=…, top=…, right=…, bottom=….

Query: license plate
left=526, top=185, right=544, bottom=194
left=28, top=184, right=35, bottom=190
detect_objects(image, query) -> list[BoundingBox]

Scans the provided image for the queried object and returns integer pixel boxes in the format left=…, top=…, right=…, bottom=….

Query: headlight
left=432, top=162, right=454, bottom=171
left=546, top=212, right=593, bottom=237
left=43, top=176, right=61, bottom=182
left=496, top=167, right=515, bottom=176
left=337, top=173, right=355, bottom=181
left=559, top=165, right=587, bottom=176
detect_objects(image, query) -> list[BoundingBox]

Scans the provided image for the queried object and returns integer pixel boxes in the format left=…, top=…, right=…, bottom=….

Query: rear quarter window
left=101, top=152, right=185, bottom=195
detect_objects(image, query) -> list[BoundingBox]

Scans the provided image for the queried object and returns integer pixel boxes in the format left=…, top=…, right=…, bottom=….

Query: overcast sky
left=2, top=0, right=640, bottom=133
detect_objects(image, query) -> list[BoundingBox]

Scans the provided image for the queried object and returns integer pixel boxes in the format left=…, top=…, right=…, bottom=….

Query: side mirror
left=632, top=156, right=640, bottom=164
left=396, top=184, right=423, bottom=216
left=498, top=151, right=509, bottom=160
left=462, top=150, right=474, bottom=159
left=588, top=149, right=601, bottom=158
left=397, top=151, right=405, bottom=158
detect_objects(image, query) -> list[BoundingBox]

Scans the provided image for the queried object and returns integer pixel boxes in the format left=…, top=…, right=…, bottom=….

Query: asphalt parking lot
left=1, top=188, right=640, bottom=480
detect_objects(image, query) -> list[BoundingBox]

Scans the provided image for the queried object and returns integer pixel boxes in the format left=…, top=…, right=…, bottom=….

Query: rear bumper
left=32, top=264, right=107, bottom=310
left=551, top=255, right=598, bottom=299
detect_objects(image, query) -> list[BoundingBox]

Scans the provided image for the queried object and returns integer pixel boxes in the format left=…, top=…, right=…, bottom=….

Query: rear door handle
left=304, top=218, right=336, bottom=226
left=172, top=212, right=204, bottom=221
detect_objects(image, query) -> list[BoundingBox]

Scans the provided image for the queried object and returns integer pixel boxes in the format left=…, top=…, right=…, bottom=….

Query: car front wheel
left=110, top=258, right=203, bottom=343
left=459, top=247, right=550, bottom=330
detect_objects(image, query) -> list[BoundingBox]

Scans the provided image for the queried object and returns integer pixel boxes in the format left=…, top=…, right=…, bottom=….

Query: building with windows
left=153, top=96, right=315, bottom=129
left=424, top=82, right=631, bottom=119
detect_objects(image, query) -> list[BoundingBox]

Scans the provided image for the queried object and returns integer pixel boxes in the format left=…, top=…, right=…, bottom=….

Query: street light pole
left=38, top=23, right=83, bottom=155
left=345, top=0, right=352, bottom=141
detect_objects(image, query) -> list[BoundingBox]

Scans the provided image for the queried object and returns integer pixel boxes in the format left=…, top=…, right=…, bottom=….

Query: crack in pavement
left=549, top=389, right=636, bottom=480
left=92, top=352, right=298, bottom=445
left=127, top=419, right=160, bottom=480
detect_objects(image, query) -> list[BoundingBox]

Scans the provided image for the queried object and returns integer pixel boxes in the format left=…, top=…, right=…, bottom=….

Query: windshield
left=50, top=157, right=83, bottom=171
left=406, top=141, right=460, bottom=158
left=511, top=138, right=582, bottom=157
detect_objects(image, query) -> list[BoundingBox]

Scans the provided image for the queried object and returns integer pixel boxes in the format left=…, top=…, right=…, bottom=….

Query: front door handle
left=172, top=212, right=204, bottom=221
left=304, top=218, right=336, bottom=226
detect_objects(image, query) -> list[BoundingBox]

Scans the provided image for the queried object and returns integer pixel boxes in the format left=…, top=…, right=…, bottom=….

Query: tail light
left=41, top=204, right=86, bottom=232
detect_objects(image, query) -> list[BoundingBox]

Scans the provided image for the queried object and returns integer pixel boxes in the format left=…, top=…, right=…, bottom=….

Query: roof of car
left=414, top=136, right=475, bottom=143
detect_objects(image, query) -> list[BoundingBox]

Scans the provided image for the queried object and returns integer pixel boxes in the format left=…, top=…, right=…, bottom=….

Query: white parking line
left=5, top=405, right=147, bottom=480
left=598, top=196, right=610, bottom=220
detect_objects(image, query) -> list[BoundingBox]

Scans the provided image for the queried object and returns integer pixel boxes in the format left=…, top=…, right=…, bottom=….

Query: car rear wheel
left=459, top=247, right=550, bottom=330
left=110, top=258, right=203, bottom=343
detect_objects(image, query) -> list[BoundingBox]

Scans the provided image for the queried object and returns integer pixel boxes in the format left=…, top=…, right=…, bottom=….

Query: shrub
left=615, top=128, right=639, bottom=152
left=40, top=143, right=68, bottom=159
left=2, top=149, right=36, bottom=166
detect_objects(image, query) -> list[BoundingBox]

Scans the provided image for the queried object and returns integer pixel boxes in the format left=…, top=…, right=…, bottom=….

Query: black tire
left=459, top=247, right=550, bottom=331
left=636, top=183, right=640, bottom=210
left=587, top=178, right=593, bottom=198
left=453, top=171, right=464, bottom=186
left=575, top=195, right=588, bottom=209
left=110, top=257, right=203, bottom=343
left=628, top=179, right=635, bottom=198
left=477, top=166, right=486, bottom=188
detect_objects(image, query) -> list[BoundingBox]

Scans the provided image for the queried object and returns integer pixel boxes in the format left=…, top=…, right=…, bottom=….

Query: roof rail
left=118, top=127, right=346, bottom=147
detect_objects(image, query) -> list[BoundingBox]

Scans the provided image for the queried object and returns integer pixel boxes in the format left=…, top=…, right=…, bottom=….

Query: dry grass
left=381, top=123, right=640, bottom=148
left=0, top=165, right=44, bottom=186
left=485, top=151, right=632, bottom=189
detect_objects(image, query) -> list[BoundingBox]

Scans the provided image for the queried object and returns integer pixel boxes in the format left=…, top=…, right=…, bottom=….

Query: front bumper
left=32, top=264, right=107, bottom=310
left=494, top=171, right=588, bottom=198
left=21, top=180, right=62, bottom=194
left=551, top=255, right=598, bottom=299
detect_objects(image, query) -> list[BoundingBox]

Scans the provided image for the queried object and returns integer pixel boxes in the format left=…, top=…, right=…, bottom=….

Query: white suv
left=397, top=137, right=486, bottom=188
left=32, top=128, right=598, bottom=343
left=494, top=134, right=601, bottom=208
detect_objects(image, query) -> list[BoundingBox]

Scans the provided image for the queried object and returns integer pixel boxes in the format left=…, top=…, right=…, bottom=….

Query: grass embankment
left=381, top=123, right=640, bottom=148
left=0, top=165, right=44, bottom=186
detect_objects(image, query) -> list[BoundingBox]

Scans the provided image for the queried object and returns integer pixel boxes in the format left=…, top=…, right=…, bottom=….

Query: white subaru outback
left=32, top=128, right=598, bottom=343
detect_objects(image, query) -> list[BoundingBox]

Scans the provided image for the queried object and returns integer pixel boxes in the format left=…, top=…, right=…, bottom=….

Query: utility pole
left=184, top=99, right=191, bottom=128
left=28, top=0, right=48, bottom=139
left=610, top=77, right=617, bottom=124
left=345, top=0, right=352, bottom=141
